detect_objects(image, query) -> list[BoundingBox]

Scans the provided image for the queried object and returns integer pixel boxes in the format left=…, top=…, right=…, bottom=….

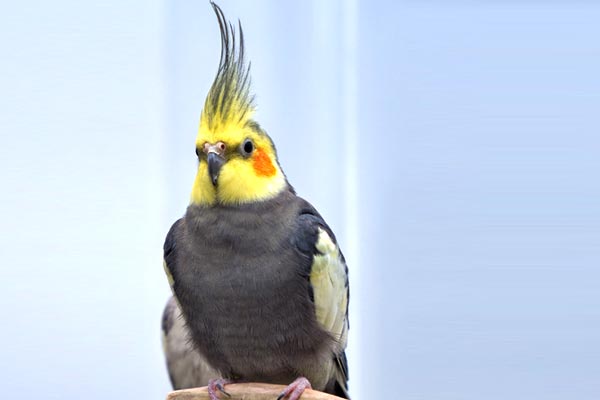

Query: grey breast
left=173, top=191, right=333, bottom=383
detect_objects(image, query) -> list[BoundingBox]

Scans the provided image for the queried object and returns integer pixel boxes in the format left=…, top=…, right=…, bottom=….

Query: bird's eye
left=241, top=139, right=254, bottom=156
left=195, top=147, right=200, bottom=157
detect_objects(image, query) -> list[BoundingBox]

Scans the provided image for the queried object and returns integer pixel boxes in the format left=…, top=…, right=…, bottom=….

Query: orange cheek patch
left=252, top=149, right=276, bottom=177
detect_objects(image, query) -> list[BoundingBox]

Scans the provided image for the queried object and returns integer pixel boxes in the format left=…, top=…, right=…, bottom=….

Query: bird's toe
left=277, top=377, right=312, bottom=400
left=207, top=378, right=232, bottom=400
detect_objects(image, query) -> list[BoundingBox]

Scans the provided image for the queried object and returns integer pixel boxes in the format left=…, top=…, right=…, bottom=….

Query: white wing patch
left=310, top=228, right=349, bottom=350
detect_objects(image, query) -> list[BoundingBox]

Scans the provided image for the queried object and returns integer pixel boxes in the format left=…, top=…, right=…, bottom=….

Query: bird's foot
left=277, top=377, right=312, bottom=400
left=207, top=378, right=232, bottom=400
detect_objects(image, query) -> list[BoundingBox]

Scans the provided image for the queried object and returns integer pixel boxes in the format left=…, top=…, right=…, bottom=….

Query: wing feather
left=311, top=227, right=349, bottom=349
left=293, top=206, right=350, bottom=396
left=161, top=296, right=219, bottom=389
left=163, top=218, right=184, bottom=292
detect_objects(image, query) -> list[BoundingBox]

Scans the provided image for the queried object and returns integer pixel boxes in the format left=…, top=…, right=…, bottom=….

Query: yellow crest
left=201, top=2, right=255, bottom=134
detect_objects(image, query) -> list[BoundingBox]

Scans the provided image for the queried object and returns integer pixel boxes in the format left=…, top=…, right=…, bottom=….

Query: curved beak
left=207, top=152, right=225, bottom=186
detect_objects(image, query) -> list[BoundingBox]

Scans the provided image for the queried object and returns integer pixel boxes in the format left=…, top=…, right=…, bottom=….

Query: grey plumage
left=162, top=2, right=349, bottom=398
left=164, top=190, right=349, bottom=398
left=161, top=296, right=219, bottom=390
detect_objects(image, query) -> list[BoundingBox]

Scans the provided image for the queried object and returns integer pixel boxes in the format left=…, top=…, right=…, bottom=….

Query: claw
left=216, top=383, right=231, bottom=397
left=277, top=377, right=312, bottom=400
left=208, top=378, right=232, bottom=400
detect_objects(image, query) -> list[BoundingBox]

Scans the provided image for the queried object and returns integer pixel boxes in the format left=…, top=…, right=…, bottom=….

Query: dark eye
left=241, top=139, right=254, bottom=156
left=195, top=147, right=200, bottom=157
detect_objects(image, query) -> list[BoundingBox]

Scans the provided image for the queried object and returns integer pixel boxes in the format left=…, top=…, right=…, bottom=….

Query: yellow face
left=190, top=118, right=287, bottom=206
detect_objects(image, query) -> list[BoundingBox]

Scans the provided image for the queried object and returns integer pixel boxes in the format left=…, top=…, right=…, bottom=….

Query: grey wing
left=294, top=207, right=350, bottom=398
left=161, top=296, right=219, bottom=390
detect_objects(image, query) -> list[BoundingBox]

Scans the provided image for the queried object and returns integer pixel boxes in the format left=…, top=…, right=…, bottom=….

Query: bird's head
left=190, top=3, right=287, bottom=206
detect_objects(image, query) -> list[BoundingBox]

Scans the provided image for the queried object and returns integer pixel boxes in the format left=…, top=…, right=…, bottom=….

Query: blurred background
left=2, top=0, right=599, bottom=399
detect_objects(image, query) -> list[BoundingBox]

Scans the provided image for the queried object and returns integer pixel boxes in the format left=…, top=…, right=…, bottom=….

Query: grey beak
left=207, top=152, right=225, bottom=186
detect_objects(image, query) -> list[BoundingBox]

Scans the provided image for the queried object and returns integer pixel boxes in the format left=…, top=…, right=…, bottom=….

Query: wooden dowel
left=167, top=383, right=344, bottom=400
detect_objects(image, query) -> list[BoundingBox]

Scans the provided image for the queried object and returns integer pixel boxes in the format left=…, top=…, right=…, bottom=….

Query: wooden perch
left=167, top=383, right=345, bottom=400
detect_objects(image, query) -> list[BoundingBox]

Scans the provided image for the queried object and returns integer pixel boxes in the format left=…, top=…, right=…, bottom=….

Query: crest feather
left=202, top=2, right=255, bottom=131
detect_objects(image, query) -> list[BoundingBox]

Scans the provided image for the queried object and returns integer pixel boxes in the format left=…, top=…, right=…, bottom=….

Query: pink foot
left=207, top=378, right=232, bottom=400
left=277, top=377, right=312, bottom=400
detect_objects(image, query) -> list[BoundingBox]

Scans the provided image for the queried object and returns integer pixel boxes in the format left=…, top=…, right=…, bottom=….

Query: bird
left=162, top=3, right=350, bottom=400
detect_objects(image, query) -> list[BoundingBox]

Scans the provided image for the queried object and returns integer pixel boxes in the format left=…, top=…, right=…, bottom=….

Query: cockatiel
left=162, top=3, right=350, bottom=400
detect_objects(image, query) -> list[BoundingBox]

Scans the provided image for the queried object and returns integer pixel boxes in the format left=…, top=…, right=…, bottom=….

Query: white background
left=2, top=1, right=599, bottom=399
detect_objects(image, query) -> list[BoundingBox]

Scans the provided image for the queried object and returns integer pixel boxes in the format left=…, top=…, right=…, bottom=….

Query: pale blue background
left=1, top=1, right=599, bottom=399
